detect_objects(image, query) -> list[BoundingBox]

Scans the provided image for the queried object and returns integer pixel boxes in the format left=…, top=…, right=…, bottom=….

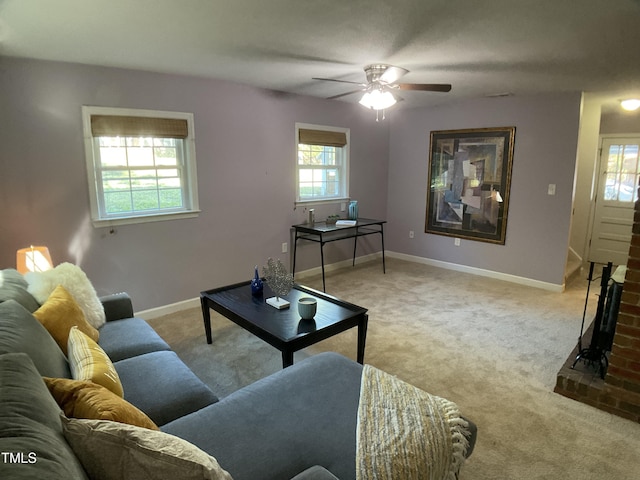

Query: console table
left=292, top=218, right=386, bottom=291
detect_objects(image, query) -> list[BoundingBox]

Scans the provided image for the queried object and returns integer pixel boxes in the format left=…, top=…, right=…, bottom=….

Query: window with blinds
left=82, top=106, right=199, bottom=226
left=296, top=123, right=350, bottom=203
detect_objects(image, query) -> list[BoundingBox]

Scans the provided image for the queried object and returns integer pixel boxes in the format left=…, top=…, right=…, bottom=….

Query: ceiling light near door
left=620, top=99, right=640, bottom=111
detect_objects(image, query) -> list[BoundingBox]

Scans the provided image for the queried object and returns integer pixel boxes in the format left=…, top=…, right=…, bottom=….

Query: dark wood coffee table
left=200, top=281, right=368, bottom=368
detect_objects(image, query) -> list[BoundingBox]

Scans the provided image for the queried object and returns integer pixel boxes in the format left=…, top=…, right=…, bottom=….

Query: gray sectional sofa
left=0, top=268, right=476, bottom=479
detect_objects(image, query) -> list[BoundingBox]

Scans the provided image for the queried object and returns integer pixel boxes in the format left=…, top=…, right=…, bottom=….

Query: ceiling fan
left=313, top=64, right=451, bottom=115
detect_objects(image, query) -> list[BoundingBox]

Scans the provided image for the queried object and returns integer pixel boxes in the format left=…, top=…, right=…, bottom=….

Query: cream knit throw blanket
left=356, top=365, right=470, bottom=480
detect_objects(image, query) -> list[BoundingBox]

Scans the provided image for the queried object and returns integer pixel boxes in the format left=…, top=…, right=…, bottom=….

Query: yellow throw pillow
left=33, top=284, right=99, bottom=356
left=68, top=326, right=124, bottom=397
left=44, top=377, right=158, bottom=430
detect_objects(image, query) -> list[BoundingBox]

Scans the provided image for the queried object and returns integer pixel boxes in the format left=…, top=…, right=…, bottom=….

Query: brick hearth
left=555, top=196, right=640, bottom=423
left=555, top=322, right=617, bottom=416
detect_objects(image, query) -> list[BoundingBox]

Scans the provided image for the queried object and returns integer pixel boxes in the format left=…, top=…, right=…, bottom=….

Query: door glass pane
left=605, top=144, right=640, bottom=202
left=604, top=173, right=619, bottom=200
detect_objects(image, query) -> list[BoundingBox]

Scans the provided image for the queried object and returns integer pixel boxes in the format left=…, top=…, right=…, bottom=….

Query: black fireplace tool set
left=572, top=262, right=622, bottom=379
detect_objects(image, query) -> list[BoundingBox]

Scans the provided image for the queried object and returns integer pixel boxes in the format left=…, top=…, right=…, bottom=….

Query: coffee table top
left=201, top=281, right=367, bottom=347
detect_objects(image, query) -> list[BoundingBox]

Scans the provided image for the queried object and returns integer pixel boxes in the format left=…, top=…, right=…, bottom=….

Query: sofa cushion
left=61, top=416, right=233, bottom=480
left=0, top=300, right=71, bottom=378
left=98, top=317, right=171, bottom=362
left=44, top=377, right=159, bottom=430
left=33, top=285, right=99, bottom=355
left=68, top=326, right=124, bottom=397
left=0, top=268, right=40, bottom=312
left=0, top=353, right=88, bottom=480
left=26, top=262, right=106, bottom=329
left=114, top=351, right=218, bottom=426
left=162, top=352, right=363, bottom=480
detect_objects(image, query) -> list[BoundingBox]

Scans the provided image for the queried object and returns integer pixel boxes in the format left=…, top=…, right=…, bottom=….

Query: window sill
left=92, top=210, right=201, bottom=228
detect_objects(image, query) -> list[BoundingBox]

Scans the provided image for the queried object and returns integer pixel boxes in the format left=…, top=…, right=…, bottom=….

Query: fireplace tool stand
left=571, top=262, right=612, bottom=379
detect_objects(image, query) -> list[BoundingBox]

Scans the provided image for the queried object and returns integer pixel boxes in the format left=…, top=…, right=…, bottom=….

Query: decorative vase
left=348, top=200, right=358, bottom=220
left=250, top=266, right=263, bottom=296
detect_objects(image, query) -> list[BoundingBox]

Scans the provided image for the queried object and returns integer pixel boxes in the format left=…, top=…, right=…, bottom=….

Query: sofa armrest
left=100, top=293, right=134, bottom=321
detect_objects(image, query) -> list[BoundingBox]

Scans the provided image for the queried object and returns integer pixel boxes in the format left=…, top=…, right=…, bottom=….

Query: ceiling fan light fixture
left=621, top=99, right=640, bottom=111
left=359, top=89, right=397, bottom=110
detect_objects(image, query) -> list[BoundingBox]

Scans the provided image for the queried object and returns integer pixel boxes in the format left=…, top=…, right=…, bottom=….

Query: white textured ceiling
left=1, top=0, right=640, bottom=111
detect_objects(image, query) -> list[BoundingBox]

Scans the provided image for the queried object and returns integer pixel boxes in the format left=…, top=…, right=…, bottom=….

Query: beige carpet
left=148, top=258, right=640, bottom=479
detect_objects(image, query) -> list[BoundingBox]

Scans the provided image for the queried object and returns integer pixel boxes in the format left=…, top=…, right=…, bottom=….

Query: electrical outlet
left=409, top=230, right=414, bottom=239
left=548, top=184, right=556, bottom=195
left=282, top=242, right=288, bottom=253
left=454, top=238, right=461, bottom=246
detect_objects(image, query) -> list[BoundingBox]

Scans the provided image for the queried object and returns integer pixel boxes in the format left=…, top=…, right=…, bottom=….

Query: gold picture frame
left=425, top=127, right=516, bottom=244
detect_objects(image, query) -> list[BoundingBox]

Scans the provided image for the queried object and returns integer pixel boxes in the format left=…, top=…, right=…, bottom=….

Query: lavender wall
left=386, top=93, right=582, bottom=286
left=0, top=56, right=584, bottom=307
left=0, top=57, right=389, bottom=310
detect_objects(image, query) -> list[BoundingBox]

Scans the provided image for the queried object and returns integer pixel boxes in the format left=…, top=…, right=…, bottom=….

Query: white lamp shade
left=359, top=90, right=397, bottom=110
left=16, top=246, right=53, bottom=274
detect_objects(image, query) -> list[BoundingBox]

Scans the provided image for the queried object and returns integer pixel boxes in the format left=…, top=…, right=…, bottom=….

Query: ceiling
left=2, top=0, right=640, bottom=113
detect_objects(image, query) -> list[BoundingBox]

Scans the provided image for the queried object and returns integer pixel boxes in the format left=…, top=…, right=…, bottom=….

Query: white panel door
left=589, top=137, right=640, bottom=265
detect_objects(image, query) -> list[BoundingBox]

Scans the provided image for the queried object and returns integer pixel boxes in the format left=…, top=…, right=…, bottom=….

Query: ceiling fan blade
left=312, top=77, right=366, bottom=86
left=379, top=66, right=409, bottom=84
left=397, top=83, right=452, bottom=92
left=327, top=89, right=365, bottom=100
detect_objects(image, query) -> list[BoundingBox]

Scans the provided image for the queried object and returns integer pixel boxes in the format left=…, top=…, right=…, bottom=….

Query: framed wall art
left=425, top=127, right=516, bottom=244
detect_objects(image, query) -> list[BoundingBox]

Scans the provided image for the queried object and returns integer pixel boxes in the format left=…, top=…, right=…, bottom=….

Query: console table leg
left=380, top=224, right=386, bottom=274
left=201, top=297, right=213, bottom=344
left=320, top=242, right=326, bottom=292
left=292, top=235, right=298, bottom=279
left=352, top=230, right=357, bottom=267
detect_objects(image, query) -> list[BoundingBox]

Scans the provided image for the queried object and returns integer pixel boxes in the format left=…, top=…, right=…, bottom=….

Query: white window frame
left=295, top=122, right=350, bottom=205
left=82, top=106, right=200, bottom=227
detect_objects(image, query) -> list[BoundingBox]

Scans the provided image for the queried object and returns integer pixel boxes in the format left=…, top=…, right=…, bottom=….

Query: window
left=295, top=123, right=349, bottom=204
left=603, top=142, right=640, bottom=202
left=82, top=106, right=199, bottom=226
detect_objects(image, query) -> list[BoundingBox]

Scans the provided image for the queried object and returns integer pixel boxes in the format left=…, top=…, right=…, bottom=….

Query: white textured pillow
left=26, top=262, right=106, bottom=329
left=61, top=416, right=234, bottom=480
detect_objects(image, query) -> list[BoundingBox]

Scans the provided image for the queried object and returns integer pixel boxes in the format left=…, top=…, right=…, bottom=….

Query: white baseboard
left=139, top=253, right=383, bottom=320
left=386, top=251, right=565, bottom=292
left=140, top=250, right=563, bottom=319
left=293, top=252, right=382, bottom=280
left=136, top=297, right=200, bottom=320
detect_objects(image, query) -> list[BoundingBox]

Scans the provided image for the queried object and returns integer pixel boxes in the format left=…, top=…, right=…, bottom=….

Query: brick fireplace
left=555, top=199, right=640, bottom=423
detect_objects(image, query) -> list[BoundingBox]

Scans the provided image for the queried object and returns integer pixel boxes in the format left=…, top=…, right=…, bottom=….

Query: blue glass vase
left=348, top=200, right=358, bottom=220
left=250, top=266, right=263, bottom=296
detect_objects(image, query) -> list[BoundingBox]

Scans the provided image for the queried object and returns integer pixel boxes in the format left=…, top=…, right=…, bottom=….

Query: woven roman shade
left=90, top=115, right=188, bottom=138
left=299, top=128, right=347, bottom=147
